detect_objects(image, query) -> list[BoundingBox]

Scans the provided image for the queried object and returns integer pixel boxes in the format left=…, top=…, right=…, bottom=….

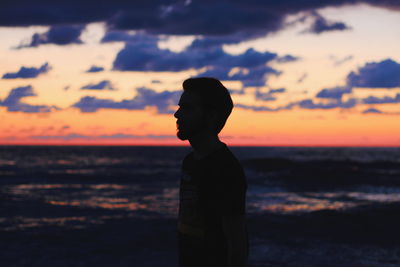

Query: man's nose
left=174, top=108, right=179, bottom=118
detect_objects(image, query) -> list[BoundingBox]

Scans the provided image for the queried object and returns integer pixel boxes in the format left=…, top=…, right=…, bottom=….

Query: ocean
left=1, top=145, right=400, bottom=266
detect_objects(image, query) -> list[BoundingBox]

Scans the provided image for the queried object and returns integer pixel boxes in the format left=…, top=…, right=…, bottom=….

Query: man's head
left=174, top=77, right=233, bottom=141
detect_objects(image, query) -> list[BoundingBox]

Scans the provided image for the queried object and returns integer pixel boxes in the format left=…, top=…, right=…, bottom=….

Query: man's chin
left=176, top=131, right=188, bottom=141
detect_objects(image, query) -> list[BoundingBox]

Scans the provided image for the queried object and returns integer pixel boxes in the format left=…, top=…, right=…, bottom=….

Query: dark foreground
left=2, top=193, right=400, bottom=266
left=1, top=146, right=400, bottom=266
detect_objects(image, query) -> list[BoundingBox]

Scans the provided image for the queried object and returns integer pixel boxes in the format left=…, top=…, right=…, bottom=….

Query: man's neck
left=189, top=131, right=223, bottom=160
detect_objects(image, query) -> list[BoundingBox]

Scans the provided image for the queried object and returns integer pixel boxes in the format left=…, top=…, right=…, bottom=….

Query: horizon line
left=0, top=143, right=398, bottom=148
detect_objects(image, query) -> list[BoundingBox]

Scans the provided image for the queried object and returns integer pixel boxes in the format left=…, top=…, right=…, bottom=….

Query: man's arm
left=222, top=213, right=248, bottom=267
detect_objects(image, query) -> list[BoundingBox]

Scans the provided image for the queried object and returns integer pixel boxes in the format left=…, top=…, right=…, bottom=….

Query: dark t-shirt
left=177, top=142, right=248, bottom=267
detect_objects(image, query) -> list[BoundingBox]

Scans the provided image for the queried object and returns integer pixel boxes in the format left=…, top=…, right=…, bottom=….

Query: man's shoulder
left=215, top=144, right=243, bottom=169
left=182, top=143, right=245, bottom=177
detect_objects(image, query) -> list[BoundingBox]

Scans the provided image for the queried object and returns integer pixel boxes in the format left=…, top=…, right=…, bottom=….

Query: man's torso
left=177, top=142, right=248, bottom=267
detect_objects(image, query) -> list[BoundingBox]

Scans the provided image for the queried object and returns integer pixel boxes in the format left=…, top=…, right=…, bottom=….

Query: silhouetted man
left=174, top=77, right=249, bottom=267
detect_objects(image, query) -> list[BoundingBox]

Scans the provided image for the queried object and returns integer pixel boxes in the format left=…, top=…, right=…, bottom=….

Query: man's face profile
left=174, top=91, right=207, bottom=140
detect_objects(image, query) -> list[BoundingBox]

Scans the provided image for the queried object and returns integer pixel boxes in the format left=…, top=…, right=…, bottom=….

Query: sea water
left=1, top=145, right=400, bottom=266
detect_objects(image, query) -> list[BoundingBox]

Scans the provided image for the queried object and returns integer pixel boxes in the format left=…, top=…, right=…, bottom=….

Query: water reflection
left=3, top=183, right=178, bottom=218
left=3, top=182, right=400, bottom=231
left=0, top=160, right=16, bottom=165
left=47, top=199, right=147, bottom=211
left=1, top=215, right=128, bottom=231
left=1, top=183, right=181, bottom=231
left=4, top=216, right=88, bottom=231
left=248, top=186, right=400, bottom=214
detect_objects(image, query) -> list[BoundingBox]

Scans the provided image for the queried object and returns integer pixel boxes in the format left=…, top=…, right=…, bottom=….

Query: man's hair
left=183, top=77, right=233, bottom=134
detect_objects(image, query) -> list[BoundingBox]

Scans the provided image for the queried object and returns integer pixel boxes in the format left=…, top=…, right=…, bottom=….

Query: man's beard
left=176, top=129, right=188, bottom=140
left=176, top=116, right=207, bottom=141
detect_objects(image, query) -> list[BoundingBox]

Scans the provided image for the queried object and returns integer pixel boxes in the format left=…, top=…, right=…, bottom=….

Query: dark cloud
left=113, top=36, right=278, bottom=71
left=0, top=85, right=59, bottom=113
left=98, top=29, right=284, bottom=89
left=107, top=1, right=284, bottom=38
left=228, top=88, right=246, bottom=95
left=362, top=108, right=383, bottom=114
left=347, top=59, right=400, bottom=88
left=30, top=133, right=175, bottom=140
left=303, top=11, right=351, bottom=34
left=276, top=55, right=301, bottom=63
left=112, top=33, right=283, bottom=87
left=80, top=80, right=116, bottom=90
left=197, top=65, right=279, bottom=87
left=187, top=36, right=240, bottom=49
left=298, top=98, right=357, bottom=109
left=255, top=88, right=286, bottom=101
left=316, top=86, right=352, bottom=99
left=17, top=25, right=85, bottom=48
left=186, top=32, right=272, bottom=49
left=101, top=30, right=161, bottom=43
left=86, top=65, right=104, bottom=73
left=113, top=38, right=193, bottom=71
left=269, top=88, right=286, bottom=94
left=2, top=62, right=51, bottom=79
left=72, top=87, right=180, bottom=114
left=362, top=93, right=400, bottom=104
left=2, top=1, right=399, bottom=43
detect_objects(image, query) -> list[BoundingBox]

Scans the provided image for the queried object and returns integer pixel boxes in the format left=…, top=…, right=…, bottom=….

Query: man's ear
left=205, top=108, right=220, bottom=132
left=205, top=108, right=219, bottom=122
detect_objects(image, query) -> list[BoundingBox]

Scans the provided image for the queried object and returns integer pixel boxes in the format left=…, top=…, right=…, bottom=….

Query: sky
left=1, top=0, right=400, bottom=146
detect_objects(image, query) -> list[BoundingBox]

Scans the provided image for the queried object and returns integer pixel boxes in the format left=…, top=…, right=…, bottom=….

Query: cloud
left=298, top=98, right=357, bottom=109
left=362, top=93, right=400, bottom=104
left=276, top=55, right=301, bottom=63
left=113, top=37, right=194, bottom=72
left=235, top=102, right=295, bottom=112
left=17, top=25, right=85, bottom=48
left=101, top=30, right=161, bottom=43
left=2, top=1, right=398, bottom=44
left=112, top=33, right=284, bottom=87
left=0, top=85, right=59, bottom=113
left=113, top=36, right=278, bottom=71
left=269, top=88, right=286, bottom=94
left=303, top=11, right=351, bottom=34
left=296, top=58, right=400, bottom=113
left=197, top=65, right=279, bottom=87
left=186, top=34, right=251, bottom=49
left=106, top=1, right=285, bottom=38
left=362, top=108, right=383, bottom=114
left=30, top=133, right=176, bottom=140
left=80, top=80, right=116, bottom=90
left=228, top=88, right=246, bottom=95
left=2, top=62, right=51, bottom=79
left=86, top=65, right=104, bottom=73
left=233, top=57, right=400, bottom=113
left=255, top=88, right=286, bottom=101
left=316, top=86, right=352, bottom=99
left=347, top=59, right=400, bottom=88
left=72, top=87, right=180, bottom=114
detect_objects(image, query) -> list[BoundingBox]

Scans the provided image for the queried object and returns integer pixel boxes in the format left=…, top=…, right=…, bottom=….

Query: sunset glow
left=1, top=3, right=400, bottom=146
